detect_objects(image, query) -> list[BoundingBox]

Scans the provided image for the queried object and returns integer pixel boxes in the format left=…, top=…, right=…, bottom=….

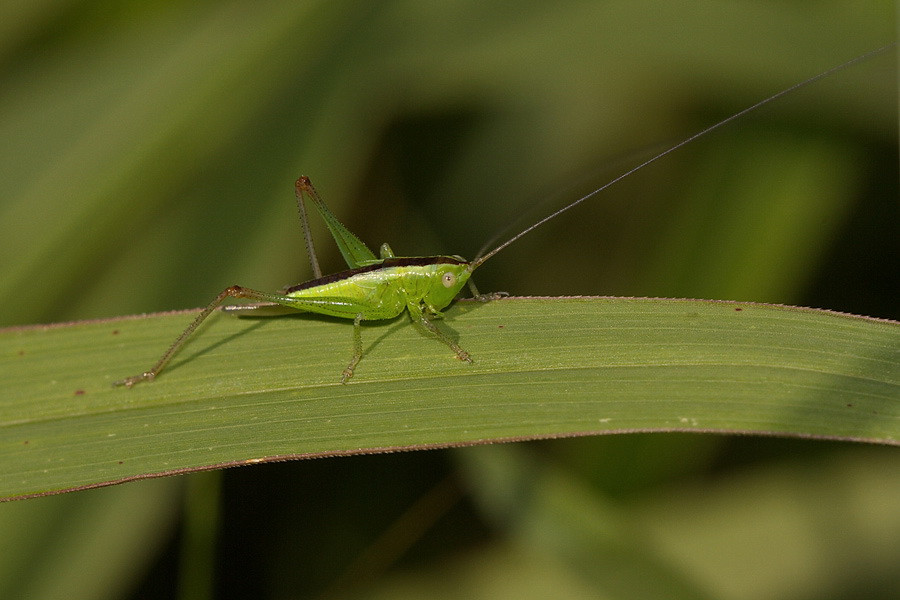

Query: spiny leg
left=296, top=176, right=377, bottom=270
left=294, top=177, right=323, bottom=279
left=408, top=303, right=472, bottom=364
left=341, top=313, right=364, bottom=384
left=466, top=279, right=508, bottom=302
left=115, top=285, right=294, bottom=387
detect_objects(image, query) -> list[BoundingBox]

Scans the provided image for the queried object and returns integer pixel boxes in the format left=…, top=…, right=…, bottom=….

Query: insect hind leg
left=115, top=285, right=298, bottom=387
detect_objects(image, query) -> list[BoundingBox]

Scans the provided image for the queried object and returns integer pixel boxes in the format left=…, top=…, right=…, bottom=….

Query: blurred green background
left=1, top=1, right=897, bottom=599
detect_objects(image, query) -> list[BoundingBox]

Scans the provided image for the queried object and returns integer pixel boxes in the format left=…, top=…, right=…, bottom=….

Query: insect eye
left=442, top=272, right=456, bottom=288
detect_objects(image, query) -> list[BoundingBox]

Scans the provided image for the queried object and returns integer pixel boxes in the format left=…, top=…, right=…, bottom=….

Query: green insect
left=114, top=47, right=888, bottom=387
left=116, top=176, right=502, bottom=387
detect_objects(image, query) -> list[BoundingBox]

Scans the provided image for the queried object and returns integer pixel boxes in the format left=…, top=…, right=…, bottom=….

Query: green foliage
left=0, top=0, right=896, bottom=598
left=2, top=297, right=898, bottom=500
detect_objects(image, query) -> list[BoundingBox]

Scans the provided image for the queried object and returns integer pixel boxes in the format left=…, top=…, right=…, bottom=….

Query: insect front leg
left=341, top=313, right=364, bottom=384
left=467, top=279, right=508, bottom=302
left=115, top=285, right=297, bottom=388
left=407, top=302, right=472, bottom=364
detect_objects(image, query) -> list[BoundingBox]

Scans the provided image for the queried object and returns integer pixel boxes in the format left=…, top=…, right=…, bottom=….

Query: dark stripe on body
left=284, top=256, right=468, bottom=293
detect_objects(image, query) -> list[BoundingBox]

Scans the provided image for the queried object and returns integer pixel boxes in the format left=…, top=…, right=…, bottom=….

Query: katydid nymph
left=115, top=175, right=491, bottom=387
left=114, top=47, right=890, bottom=387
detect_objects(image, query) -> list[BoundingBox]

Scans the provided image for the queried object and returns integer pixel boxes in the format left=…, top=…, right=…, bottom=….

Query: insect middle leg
left=407, top=303, right=472, bottom=364
left=341, top=313, right=364, bottom=384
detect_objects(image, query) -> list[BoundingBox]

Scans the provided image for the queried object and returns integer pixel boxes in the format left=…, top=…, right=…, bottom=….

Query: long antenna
left=468, top=44, right=894, bottom=272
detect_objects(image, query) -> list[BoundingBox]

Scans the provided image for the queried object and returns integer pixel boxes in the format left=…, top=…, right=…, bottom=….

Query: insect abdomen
left=283, top=266, right=416, bottom=320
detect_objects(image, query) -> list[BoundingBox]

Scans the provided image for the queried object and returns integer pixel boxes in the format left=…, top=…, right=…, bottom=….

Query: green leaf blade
left=2, top=297, right=898, bottom=500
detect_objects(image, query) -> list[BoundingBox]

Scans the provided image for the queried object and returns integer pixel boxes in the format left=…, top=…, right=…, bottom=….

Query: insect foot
left=473, top=291, right=509, bottom=302
left=113, top=372, right=155, bottom=388
left=456, top=349, right=473, bottom=363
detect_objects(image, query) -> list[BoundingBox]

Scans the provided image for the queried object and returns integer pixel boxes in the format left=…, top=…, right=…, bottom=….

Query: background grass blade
left=2, top=297, right=897, bottom=500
